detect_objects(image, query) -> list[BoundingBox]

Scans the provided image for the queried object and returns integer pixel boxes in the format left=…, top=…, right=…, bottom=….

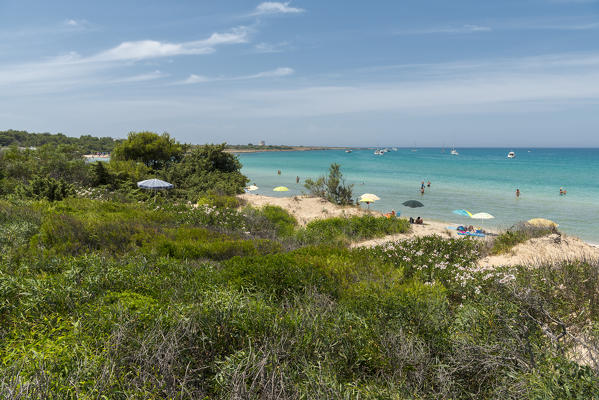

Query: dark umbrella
left=402, top=200, right=424, bottom=208
left=137, top=178, right=173, bottom=190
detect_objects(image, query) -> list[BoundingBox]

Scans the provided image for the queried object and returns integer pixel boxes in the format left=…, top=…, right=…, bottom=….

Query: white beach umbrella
left=471, top=212, right=494, bottom=227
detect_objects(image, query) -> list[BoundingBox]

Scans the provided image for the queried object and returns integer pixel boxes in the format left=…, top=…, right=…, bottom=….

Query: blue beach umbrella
left=137, top=178, right=174, bottom=190
left=452, top=209, right=473, bottom=217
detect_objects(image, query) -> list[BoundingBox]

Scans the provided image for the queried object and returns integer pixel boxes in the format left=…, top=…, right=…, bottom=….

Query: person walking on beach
left=516, top=188, right=520, bottom=198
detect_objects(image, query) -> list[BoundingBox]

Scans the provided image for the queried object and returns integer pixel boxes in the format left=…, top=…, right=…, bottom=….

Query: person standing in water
left=516, top=188, right=520, bottom=198
left=277, top=170, right=281, bottom=175
left=296, top=176, right=300, bottom=184
left=427, top=181, right=431, bottom=188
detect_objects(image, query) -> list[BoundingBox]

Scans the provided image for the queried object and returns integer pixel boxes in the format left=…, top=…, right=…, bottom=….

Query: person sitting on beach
left=384, top=210, right=397, bottom=219
left=415, top=216, right=423, bottom=224
left=467, top=225, right=474, bottom=232
left=409, top=217, right=415, bottom=224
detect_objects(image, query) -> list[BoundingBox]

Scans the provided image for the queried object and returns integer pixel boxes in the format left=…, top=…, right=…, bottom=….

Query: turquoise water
left=238, top=148, right=599, bottom=243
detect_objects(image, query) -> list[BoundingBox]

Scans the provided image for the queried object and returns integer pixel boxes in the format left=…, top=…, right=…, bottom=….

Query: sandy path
left=239, top=194, right=371, bottom=226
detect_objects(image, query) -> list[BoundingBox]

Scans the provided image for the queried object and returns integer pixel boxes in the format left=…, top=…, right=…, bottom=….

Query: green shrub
left=197, top=193, right=243, bottom=209
left=304, top=163, right=354, bottom=205
left=18, top=175, right=75, bottom=202
left=298, top=215, right=410, bottom=246
left=151, top=237, right=282, bottom=260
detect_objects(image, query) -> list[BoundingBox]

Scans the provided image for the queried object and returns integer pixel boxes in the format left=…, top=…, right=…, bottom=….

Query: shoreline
left=226, top=146, right=351, bottom=154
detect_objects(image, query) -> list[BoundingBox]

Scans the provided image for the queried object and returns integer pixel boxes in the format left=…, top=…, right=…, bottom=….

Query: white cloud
left=254, top=41, right=289, bottom=53
left=397, top=24, right=492, bottom=35
left=184, top=74, right=210, bottom=84
left=65, top=19, right=79, bottom=26
left=112, top=70, right=167, bottom=83
left=180, top=67, right=294, bottom=84
left=93, top=27, right=249, bottom=62
left=252, top=2, right=304, bottom=16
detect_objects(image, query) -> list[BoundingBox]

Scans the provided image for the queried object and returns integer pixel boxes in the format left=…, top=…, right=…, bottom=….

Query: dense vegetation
left=0, top=130, right=118, bottom=153
left=0, top=132, right=597, bottom=399
left=0, top=131, right=248, bottom=201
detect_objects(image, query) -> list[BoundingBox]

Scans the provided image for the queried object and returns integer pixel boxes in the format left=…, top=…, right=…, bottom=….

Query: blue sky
left=1, top=0, right=599, bottom=146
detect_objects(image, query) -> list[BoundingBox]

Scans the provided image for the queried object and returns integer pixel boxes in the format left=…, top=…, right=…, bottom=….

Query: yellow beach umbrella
left=273, top=186, right=289, bottom=192
left=359, top=193, right=380, bottom=209
left=359, top=193, right=380, bottom=202
left=527, top=218, right=558, bottom=228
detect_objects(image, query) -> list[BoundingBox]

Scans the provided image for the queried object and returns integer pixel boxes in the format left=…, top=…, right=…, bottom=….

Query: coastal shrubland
left=0, top=132, right=597, bottom=399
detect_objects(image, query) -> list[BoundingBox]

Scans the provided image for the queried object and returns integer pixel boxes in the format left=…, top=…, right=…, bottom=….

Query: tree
left=111, top=131, right=183, bottom=169
left=163, top=143, right=248, bottom=196
left=91, top=161, right=112, bottom=186
left=304, top=163, right=354, bottom=205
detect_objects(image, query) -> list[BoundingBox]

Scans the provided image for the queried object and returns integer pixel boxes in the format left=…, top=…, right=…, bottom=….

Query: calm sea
left=238, top=148, right=599, bottom=243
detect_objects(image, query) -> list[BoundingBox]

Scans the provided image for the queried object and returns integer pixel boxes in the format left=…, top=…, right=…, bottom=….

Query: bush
left=298, top=215, right=410, bottom=246
left=304, top=163, right=354, bottom=205
left=18, top=176, right=75, bottom=202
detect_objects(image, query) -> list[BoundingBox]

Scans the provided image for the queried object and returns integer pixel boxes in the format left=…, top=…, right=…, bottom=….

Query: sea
left=237, top=148, right=599, bottom=244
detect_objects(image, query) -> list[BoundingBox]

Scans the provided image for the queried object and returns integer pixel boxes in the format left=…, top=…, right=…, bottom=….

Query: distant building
left=259, top=140, right=266, bottom=146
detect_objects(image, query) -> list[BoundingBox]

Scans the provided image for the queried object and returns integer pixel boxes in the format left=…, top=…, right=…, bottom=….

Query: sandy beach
left=239, top=193, right=599, bottom=267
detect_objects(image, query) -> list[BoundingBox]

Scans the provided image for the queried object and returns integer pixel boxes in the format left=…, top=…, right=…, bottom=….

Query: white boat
left=450, top=147, right=459, bottom=155
left=374, top=149, right=384, bottom=155
left=507, top=151, right=515, bottom=159
left=392, top=147, right=398, bottom=151
left=345, top=149, right=352, bottom=153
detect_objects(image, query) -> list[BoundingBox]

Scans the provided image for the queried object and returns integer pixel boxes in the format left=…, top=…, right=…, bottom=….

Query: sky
left=1, top=0, right=599, bottom=147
